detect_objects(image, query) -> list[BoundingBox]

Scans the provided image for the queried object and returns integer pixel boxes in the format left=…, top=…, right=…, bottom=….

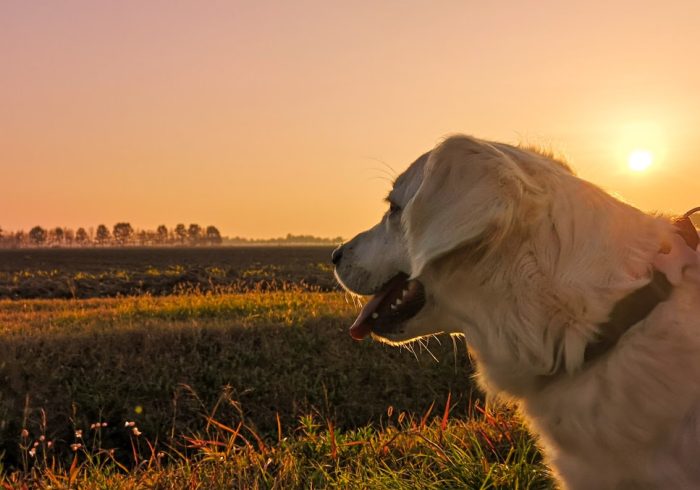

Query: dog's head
left=332, top=150, right=438, bottom=343
left=334, top=134, right=671, bottom=385
left=334, top=135, right=541, bottom=345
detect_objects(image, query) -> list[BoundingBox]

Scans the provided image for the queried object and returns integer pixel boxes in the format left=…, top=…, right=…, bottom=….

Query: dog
left=333, top=135, right=700, bottom=489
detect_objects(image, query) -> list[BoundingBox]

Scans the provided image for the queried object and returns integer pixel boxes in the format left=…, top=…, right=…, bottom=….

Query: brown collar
left=674, top=207, right=700, bottom=250
left=584, top=211, right=699, bottom=364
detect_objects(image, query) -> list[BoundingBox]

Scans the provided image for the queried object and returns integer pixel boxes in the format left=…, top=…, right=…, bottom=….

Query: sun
left=628, top=149, right=653, bottom=172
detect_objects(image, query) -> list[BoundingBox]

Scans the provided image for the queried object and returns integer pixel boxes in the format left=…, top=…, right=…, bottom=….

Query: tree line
left=227, top=233, right=344, bottom=245
left=0, top=223, right=223, bottom=248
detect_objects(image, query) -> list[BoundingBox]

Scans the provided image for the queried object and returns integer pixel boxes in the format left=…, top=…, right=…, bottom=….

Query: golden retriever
left=333, top=135, right=700, bottom=489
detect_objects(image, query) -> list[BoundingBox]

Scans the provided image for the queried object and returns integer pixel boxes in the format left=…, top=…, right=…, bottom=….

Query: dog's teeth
left=390, top=304, right=397, bottom=310
left=371, top=312, right=379, bottom=319
left=396, top=299, right=403, bottom=305
left=402, top=289, right=408, bottom=297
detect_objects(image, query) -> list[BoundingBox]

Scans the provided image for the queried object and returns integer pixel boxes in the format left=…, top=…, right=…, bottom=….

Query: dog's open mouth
left=349, top=273, right=426, bottom=340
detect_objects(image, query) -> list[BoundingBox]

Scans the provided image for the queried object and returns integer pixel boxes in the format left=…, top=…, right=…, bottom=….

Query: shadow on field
left=0, top=314, right=477, bottom=468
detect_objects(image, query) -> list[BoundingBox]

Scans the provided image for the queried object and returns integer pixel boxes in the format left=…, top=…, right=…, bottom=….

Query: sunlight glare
left=628, top=149, right=653, bottom=172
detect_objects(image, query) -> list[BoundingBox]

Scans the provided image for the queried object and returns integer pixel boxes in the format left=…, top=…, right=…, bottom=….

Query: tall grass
left=3, top=396, right=551, bottom=489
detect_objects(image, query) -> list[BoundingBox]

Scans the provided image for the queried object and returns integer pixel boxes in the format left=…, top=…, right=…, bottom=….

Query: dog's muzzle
left=349, top=273, right=426, bottom=340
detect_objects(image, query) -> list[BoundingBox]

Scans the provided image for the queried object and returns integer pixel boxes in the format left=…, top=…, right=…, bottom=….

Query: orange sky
left=2, top=1, right=699, bottom=238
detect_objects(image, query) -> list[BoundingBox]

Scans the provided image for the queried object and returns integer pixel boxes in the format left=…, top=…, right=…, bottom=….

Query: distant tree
left=205, top=225, right=222, bottom=245
left=50, top=227, right=64, bottom=246
left=136, top=229, right=149, bottom=246
left=64, top=228, right=75, bottom=246
left=13, top=230, right=25, bottom=247
left=95, top=224, right=110, bottom=245
left=187, top=224, right=202, bottom=244
left=113, top=222, right=134, bottom=245
left=174, top=224, right=187, bottom=244
left=156, top=225, right=169, bottom=244
left=29, top=226, right=47, bottom=246
left=75, top=228, right=89, bottom=245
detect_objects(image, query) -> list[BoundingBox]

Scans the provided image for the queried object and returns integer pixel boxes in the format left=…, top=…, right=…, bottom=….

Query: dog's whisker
left=362, top=165, right=396, bottom=181
left=407, top=343, right=419, bottom=363
left=450, top=334, right=459, bottom=372
left=421, top=338, right=439, bottom=363
left=359, top=156, right=399, bottom=179
left=364, top=175, right=394, bottom=186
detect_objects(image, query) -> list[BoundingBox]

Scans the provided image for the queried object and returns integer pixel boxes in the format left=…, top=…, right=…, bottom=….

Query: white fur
left=335, top=134, right=700, bottom=489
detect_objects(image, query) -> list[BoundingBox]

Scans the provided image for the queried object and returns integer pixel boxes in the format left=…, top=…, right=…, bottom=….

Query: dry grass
left=3, top=397, right=550, bottom=489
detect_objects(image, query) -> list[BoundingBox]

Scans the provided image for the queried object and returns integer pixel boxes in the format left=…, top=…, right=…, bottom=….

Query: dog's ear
left=405, top=136, right=536, bottom=276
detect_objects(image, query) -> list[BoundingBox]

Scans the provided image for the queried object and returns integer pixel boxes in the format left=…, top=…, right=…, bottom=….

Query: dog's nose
left=331, top=245, right=344, bottom=265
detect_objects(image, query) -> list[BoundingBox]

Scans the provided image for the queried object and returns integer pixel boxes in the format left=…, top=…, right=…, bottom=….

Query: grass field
left=0, top=249, right=553, bottom=488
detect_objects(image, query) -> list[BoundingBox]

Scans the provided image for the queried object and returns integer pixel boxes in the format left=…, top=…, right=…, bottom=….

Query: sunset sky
left=2, top=1, right=699, bottom=238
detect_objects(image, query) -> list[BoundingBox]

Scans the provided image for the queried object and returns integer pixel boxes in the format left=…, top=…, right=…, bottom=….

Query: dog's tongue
left=349, top=293, right=386, bottom=340
left=349, top=273, right=407, bottom=340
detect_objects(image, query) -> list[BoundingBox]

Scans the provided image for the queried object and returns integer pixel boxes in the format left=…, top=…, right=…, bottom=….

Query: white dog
left=333, top=135, right=700, bottom=489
